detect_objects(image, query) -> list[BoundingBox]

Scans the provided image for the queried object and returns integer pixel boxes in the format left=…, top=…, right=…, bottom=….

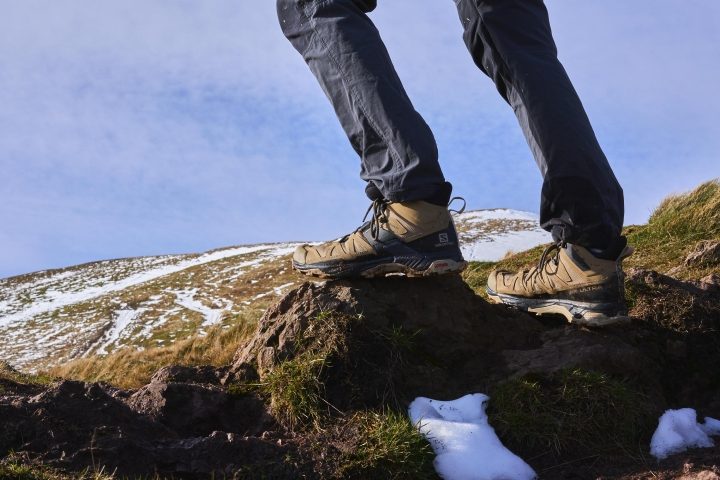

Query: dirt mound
left=2, top=274, right=719, bottom=479
left=226, top=276, right=664, bottom=411
left=0, top=377, right=306, bottom=478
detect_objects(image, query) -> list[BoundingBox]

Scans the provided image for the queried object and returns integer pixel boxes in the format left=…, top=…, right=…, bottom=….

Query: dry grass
left=48, top=311, right=259, bottom=389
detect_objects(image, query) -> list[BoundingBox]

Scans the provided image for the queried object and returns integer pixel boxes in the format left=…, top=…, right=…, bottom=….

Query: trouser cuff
left=365, top=181, right=452, bottom=207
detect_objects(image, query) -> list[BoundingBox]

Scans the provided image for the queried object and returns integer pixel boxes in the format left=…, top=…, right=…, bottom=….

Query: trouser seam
left=297, top=0, right=402, bottom=195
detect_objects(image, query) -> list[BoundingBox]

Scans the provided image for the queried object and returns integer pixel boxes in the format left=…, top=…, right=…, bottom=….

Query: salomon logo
left=438, top=233, right=449, bottom=244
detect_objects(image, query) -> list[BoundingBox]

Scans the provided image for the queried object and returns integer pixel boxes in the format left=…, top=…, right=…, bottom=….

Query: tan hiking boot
left=292, top=199, right=467, bottom=278
left=486, top=241, right=633, bottom=326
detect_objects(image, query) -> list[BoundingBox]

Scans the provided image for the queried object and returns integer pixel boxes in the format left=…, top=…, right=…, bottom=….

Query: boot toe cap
left=487, top=269, right=514, bottom=294
left=292, top=245, right=309, bottom=265
left=487, top=270, right=499, bottom=292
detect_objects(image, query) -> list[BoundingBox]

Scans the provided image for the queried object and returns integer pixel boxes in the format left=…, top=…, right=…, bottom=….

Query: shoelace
left=363, top=198, right=390, bottom=241
left=523, top=240, right=565, bottom=289
left=348, top=196, right=465, bottom=243
left=335, top=198, right=390, bottom=244
left=448, top=196, right=467, bottom=214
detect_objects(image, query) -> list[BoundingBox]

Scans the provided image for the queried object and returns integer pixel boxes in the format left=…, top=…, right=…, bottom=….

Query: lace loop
left=361, top=199, right=390, bottom=241
left=448, top=196, right=467, bottom=215
left=520, top=240, right=565, bottom=290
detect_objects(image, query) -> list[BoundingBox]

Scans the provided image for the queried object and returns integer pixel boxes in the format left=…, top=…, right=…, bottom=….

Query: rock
left=699, top=274, right=720, bottom=292
left=0, top=379, right=307, bottom=478
left=0, top=380, right=172, bottom=473
left=150, top=364, right=228, bottom=385
left=150, top=431, right=304, bottom=478
left=127, top=380, right=272, bottom=437
left=503, top=326, right=660, bottom=383
left=678, top=469, right=720, bottom=480
left=2, top=274, right=718, bottom=478
left=685, top=240, right=720, bottom=267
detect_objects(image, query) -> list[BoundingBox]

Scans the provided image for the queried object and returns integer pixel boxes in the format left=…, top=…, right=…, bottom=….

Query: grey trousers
left=277, top=0, right=624, bottom=250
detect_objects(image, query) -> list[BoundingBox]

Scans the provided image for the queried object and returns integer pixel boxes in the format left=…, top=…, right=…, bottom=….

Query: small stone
left=678, top=470, right=720, bottom=480
left=685, top=240, right=720, bottom=267
left=699, top=274, right=720, bottom=292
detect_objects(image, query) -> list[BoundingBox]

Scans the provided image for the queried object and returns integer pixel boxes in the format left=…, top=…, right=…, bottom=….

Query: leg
left=280, top=0, right=464, bottom=279
left=454, top=0, right=624, bottom=252
left=277, top=0, right=451, bottom=205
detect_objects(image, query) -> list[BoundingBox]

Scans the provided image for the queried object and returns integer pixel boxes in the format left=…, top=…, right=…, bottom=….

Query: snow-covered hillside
left=0, top=244, right=301, bottom=371
left=0, top=209, right=548, bottom=371
left=453, top=208, right=548, bottom=261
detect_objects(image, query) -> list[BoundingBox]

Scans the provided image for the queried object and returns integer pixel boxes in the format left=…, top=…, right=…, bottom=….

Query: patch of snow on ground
left=454, top=209, right=549, bottom=261
left=136, top=306, right=182, bottom=340
left=650, top=408, right=720, bottom=459
left=95, top=309, right=146, bottom=355
left=456, top=209, right=539, bottom=223
left=460, top=229, right=549, bottom=262
left=273, top=283, right=295, bottom=295
left=409, top=393, right=536, bottom=480
left=174, top=289, right=230, bottom=328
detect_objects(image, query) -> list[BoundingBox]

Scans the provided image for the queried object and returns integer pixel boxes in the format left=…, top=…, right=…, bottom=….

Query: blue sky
left=1, top=1, right=719, bottom=279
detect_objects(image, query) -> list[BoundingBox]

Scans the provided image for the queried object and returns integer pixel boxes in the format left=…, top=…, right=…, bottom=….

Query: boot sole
left=293, top=258, right=467, bottom=279
left=486, top=288, right=629, bottom=327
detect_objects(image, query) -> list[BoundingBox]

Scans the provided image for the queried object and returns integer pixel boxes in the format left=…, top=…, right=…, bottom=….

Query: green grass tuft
left=262, top=311, right=354, bottom=430
left=0, top=456, right=114, bottom=480
left=263, top=351, right=330, bottom=430
left=339, top=410, right=436, bottom=480
left=0, top=362, right=54, bottom=390
left=489, top=368, right=656, bottom=457
left=625, top=179, right=720, bottom=277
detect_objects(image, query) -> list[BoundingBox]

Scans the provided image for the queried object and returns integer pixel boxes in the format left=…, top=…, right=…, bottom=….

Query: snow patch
left=460, top=229, right=549, bottom=262
left=409, top=393, right=536, bottom=480
left=94, top=309, right=145, bottom=355
left=273, top=282, right=295, bottom=295
left=650, top=408, right=720, bottom=460
left=174, top=289, right=230, bottom=328
left=454, top=209, right=549, bottom=261
left=456, top=209, right=539, bottom=223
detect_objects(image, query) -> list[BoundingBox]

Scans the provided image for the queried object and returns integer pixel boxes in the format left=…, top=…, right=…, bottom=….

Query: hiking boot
left=486, top=240, right=633, bottom=326
left=292, top=199, right=467, bottom=279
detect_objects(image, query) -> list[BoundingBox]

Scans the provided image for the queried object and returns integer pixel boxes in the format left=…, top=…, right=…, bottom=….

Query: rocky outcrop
left=685, top=240, right=720, bottom=267
left=128, top=379, right=271, bottom=437
left=225, top=276, right=670, bottom=412
left=226, top=276, right=546, bottom=406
